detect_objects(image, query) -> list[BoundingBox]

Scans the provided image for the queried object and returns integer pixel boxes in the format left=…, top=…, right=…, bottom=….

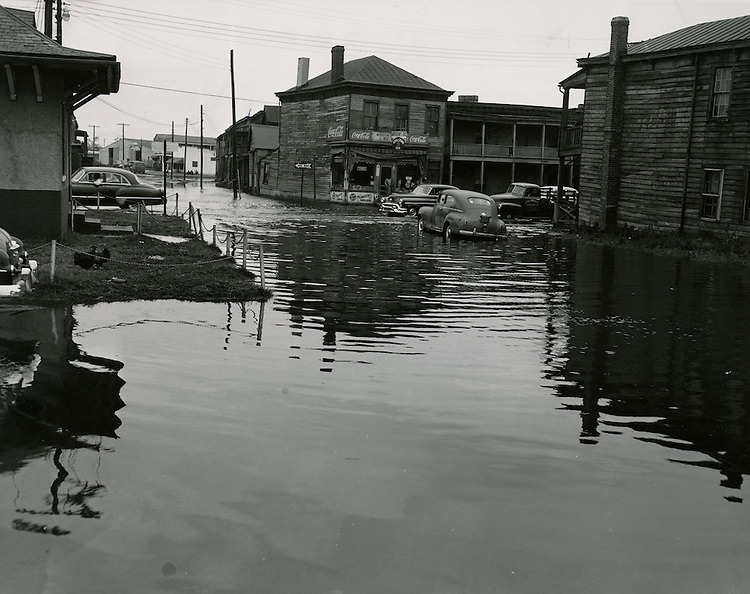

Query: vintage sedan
left=71, top=166, right=165, bottom=208
left=388, top=183, right=458, bottom=213
left=490, top=182, right=552, bottom=218
left=417, top=189, right=506, bottom=241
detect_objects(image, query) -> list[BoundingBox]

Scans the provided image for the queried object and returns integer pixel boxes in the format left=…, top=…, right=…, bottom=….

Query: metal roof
left=627, top=14, right=750, bottom=55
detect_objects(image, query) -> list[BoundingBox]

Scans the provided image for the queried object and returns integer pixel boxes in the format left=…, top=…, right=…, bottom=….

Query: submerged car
left=490, top=182, right=552, bottom=218
left=388, top=183, right=458, bottom=213
left=71, top=166, right=165, bottom=208
left=417, top=189, right=506, bottom=241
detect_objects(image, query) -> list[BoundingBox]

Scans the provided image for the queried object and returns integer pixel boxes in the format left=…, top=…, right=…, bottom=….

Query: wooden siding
left=578, top=47, right=750, bottom=236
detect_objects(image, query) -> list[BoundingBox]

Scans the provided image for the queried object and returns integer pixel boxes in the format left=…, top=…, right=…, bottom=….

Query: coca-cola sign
left=327, top=124, right=346, bottom=140
left=346, top=129, right=430, bottom=145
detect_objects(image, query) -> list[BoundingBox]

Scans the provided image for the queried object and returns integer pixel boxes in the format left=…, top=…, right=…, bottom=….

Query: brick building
left=267, top=46, right=452, bottom=204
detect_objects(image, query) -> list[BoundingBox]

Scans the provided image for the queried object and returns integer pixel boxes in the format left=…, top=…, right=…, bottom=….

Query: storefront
left=328, top=125, right=431, bottom=204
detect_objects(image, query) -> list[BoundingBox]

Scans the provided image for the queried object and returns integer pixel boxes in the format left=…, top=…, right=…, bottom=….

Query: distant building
left=445, top=98, right=572, bottom=194
left=268, top=46, right=452, bottom=204
left=560, top=15, right=750, bottom=236
left=0, top=5, right=120, bottom=238
left=215, top=106, right=280, bottom=194
left=152, top=134, right=217, bottom=177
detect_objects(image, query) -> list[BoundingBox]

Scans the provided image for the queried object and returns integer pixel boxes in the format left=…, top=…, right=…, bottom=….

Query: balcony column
left=480, top=121, right=486, bottom=192
left=554, top=87, right=571, bottom=224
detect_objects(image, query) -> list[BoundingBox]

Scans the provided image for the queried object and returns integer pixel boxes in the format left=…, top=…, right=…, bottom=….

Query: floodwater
left=2, top=182, right=750, bottom=593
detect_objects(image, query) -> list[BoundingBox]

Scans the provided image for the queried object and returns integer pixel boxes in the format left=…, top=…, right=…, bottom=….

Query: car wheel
left=444, top=225, right=454, bottom=241
left=417, top=217, right=425, bottom=232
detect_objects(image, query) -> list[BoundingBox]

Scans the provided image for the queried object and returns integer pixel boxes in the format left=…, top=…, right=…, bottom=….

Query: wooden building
left=0, top=6, right=120, bottom=238
left=215, top=106, right=279, bottom=194
left=560, top=15, right=750, bottom=235
left=269, top=46, right=452, bottom=204
left=446, top=98, right=571, bottom=194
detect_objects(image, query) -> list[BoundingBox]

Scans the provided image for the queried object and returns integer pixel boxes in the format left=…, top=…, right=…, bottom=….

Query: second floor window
left=395, top=104, right=409, bottom=131
left=711, top=67, right=732, bottom=118
left=364, top=101, right=379, bottom=130
left=425, top=106, right=439, bottom=136
left=701, top=168, right=723, bottom=220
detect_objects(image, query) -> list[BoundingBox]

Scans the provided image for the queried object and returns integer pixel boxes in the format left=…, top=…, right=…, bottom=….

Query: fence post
left=174, top=192, right=179, bottom=217
left=50, top=240, right=56, bottom=284
left=188, top=202, right=194, bottom=234
left=212, top=225, right=217, bottom=247
left=197, top=209, right=205, bottom=241
left=136, top=203, right=143, bottom=234
left=242, top=230, right=248, bottom=272
left=225, top=231, right=232, bottom=257
left=259, top=243, right=265, bottom=290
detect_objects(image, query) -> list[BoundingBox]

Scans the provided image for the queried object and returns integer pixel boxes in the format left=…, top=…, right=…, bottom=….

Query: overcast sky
left=4, top=0, right=749, bottom=146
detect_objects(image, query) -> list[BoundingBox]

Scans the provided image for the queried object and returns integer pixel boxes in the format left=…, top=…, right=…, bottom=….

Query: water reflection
left=0, top=305, right=126, bottom=534
left=550, top=243, right=750, bottom=500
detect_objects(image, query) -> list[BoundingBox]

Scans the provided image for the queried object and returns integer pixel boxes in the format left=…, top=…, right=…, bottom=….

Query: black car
left=71, top=167, right=165, bottom=208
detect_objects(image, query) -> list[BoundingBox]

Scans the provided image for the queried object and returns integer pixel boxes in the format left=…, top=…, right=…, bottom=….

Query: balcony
left=451, top=143, right=558, bottom=160
left=559, top=125, right=582, bottom=156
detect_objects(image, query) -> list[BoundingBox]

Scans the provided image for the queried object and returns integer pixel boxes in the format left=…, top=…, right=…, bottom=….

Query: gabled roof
left=278, top=54, right=451, bottom=97
left=0, top=5, right=116, bottom=62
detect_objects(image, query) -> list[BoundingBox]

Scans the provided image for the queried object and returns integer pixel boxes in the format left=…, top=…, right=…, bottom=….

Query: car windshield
left=509, top=185, right=526, bottom=196
left=412, top=185, right=430, bottom=195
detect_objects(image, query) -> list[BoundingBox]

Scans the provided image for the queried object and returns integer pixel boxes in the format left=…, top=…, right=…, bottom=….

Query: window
left=701, top=168, right=723, bottom=220
left=192, top=161, right=198, bottom=168
left=711, top=67, right=732, bottom=118
left=364, top=101, right=379, bottom=130
left=426, top=106, right=439, bottom=136
left=262, top=163, right=269, bottom=185
left=395, top=104, right=409, bottom=131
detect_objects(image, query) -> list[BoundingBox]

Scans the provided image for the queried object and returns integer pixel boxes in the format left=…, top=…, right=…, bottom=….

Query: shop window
left=711, top=67, right=732, bottom=118
left=701, top=168, right=723, bottom=220
left=426, top=106, right=439, bottom=136
left=350, top=161, right=374, bottom=189
left=364, top=101, right=379, bottom=130
left=395, top=104, right=409, bottom=131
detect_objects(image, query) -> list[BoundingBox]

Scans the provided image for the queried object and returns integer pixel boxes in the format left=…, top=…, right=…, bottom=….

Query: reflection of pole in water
left=50, top=447, right=69, bottom=515
left=257, top=301, right=265, bottom=346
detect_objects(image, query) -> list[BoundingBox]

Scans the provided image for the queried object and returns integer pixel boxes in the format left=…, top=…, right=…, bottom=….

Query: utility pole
left=117, top=122, right=129, bottom=164
left=44, top=0, right=53, bottom=38
left=230, top=49, right=239, bottom=200
left=200, top=104, right=204, bottom=190
left=55, top=0, right=62, bottom=43
left=183, top=117, right=188, bottom=186
left=89, top=124, right=97, bottom=164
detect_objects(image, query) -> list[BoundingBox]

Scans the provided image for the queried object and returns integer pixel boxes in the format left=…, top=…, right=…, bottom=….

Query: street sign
left=295, top=162, right=312, bottom=170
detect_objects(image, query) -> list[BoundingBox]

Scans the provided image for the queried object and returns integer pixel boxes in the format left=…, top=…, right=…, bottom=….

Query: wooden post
left=196, top=208, right=205, bottom=241
left=174, top=192, right=179, bottom=217
left=259, top=244, right=265, bottom=290
left=226, top=231, right=232, bottom=257
left=242, top=229, right=248, bottom=272
left=163, top=138, right=168, bottom=215
left=188, top=202, right=194, bottom=233
left=212, top=225, right=217, bottom=247
left=50, top=240, right=56, bottom=283
left=136, top=202, right=142, bottom=234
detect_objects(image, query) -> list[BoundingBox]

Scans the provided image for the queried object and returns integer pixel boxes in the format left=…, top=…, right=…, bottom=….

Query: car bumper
left=456, top=227, right=505, bottom=240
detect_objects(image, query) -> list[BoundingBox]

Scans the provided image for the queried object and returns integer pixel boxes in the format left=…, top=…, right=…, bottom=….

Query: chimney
left=331, top=45, right=344, bottom=84
left=599, top=16, right=629, bottom=231
left=296, top=57, right=310, bottom=87
left=609, top=16, right=629, bottom=64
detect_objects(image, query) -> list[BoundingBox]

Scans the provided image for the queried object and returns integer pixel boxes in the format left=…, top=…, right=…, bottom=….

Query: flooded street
left=2, top=182, right=750, bottom=593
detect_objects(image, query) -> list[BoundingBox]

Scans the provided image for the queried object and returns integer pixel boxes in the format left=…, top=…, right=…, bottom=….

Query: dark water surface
left=2, top=183, right=750, bottom=593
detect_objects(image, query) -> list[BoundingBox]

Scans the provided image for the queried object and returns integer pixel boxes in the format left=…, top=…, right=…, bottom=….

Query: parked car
left=0, top=226, right=29, bottom=285
left=490, top=182, right=552, bottom=218
left=417, top=189, right=506, bottom=241
left=388, top=184, right=458, bottom=213
left=71, top=166, right=165, bottom=208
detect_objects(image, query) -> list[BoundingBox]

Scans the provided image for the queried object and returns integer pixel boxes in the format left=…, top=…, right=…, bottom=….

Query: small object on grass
left=110, top=277, right=126, bottom=283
